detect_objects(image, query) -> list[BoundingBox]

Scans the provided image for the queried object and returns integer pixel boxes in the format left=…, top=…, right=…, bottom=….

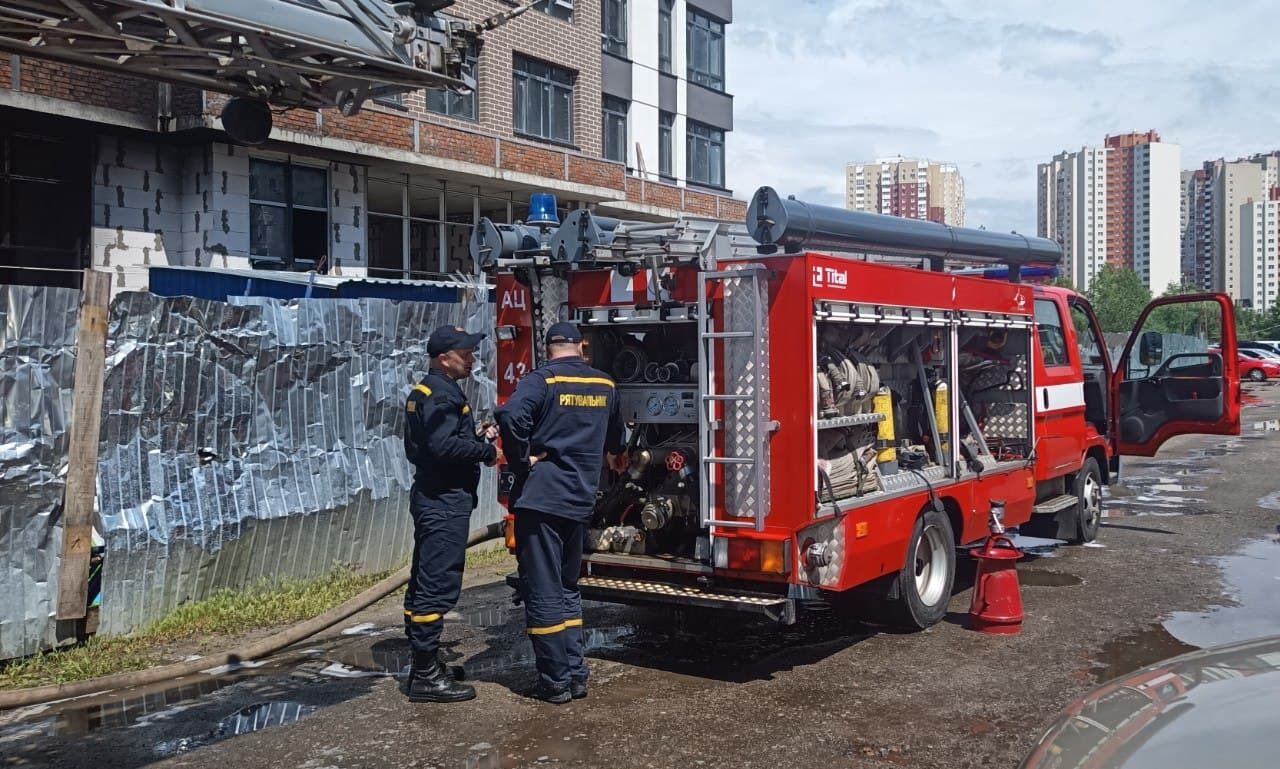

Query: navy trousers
left=404, top=488, right=471, bottom=656
left=515, top=508, right=587, bottom=690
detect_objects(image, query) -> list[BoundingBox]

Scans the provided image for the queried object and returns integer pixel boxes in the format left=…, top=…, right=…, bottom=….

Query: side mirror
left=1139, top=331, right=1163, bottom=366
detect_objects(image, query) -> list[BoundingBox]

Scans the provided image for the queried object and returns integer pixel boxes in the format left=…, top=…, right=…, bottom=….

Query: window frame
left=686, top=8, right=725, bottom=91
left=602, top=95, right=629, bottom=163
left=512, top=54, right=576, bottom=145
left=685, top=119, right=724, bottom=189
left=658, top=0, right=673, bottom=74
left=602, top=0, right=627, bottom=58
left=249, top=158, right=329, bottom=271
left=658, top=111, right=674, bottom=179
left=426, top=41, right=479, bottom=121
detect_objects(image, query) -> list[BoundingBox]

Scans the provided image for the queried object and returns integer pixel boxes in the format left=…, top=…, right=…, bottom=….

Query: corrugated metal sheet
left=147, top=266, right=470, bottom=304
left=97, top=284, right=498, bottom=637
left=0, top=285, right=80, bottom=659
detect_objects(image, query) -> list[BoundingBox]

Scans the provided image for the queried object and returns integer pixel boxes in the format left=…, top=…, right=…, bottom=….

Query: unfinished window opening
left=249, top=159, right=328, bottom=272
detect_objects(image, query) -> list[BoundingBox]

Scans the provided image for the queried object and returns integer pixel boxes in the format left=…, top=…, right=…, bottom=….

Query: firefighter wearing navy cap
left=496, top=322, right=626, bottom=704
left=402, top=324, right=499, bottom=703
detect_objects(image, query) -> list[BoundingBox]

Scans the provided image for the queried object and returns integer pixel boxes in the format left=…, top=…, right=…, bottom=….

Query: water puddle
left=1258, top=491, right=1280, bottom=511
left=1091, top=626, right=1197, bottom=682
left=1019, top=570, right=1083, bottom=587
left=1163, top=537, right=1280, bottom=648
left=154, top=701, right=318, bottom=757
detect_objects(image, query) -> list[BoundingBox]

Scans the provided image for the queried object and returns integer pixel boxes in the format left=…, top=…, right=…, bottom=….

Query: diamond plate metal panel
left=721, top=270, right=768, bottom=520
left=532, top=275, right=569, bottom=366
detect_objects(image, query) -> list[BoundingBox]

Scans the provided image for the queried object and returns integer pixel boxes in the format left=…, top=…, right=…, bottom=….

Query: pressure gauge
left=646, top=395, right=663, bottom=416
left=663, top=394, right=679, bottom=416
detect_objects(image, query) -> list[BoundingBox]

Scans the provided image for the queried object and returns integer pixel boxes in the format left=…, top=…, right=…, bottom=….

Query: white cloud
left=726, top=0, right=1280, bottom=233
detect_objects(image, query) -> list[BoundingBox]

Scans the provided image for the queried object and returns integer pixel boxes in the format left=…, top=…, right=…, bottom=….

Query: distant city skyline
left=727, top=0, right=1280, bottom=235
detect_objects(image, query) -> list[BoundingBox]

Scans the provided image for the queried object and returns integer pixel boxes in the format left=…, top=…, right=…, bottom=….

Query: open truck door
left=1112, top=293, right=1239, bottom=457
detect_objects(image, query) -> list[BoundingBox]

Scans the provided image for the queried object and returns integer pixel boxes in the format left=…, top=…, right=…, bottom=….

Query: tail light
left=715, top=537, right=789, bottom=574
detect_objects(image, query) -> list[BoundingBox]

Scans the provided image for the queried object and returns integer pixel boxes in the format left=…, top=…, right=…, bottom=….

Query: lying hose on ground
left=0, top=522, right=506, bottom=711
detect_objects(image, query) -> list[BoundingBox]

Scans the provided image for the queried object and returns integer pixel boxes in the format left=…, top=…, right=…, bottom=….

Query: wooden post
left=56, top=269, right=111, bottom=620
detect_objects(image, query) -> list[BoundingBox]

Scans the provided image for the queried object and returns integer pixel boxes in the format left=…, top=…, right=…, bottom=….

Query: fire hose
left=0, top=521, right=505, bottom=711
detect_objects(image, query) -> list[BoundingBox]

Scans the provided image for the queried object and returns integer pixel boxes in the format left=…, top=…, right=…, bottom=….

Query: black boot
left=532, top=682, right=572, bottom=704
left=407, top=652, right=475, bottom=703
left=570, top=678, right=588, bottom=700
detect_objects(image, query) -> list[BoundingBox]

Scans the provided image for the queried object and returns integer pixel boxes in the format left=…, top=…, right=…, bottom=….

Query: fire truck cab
left=476, top=187, right=1239, bottom=629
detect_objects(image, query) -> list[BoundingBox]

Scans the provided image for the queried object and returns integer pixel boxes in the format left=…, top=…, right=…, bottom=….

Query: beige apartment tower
left=845, top=157, right=965, bottom=226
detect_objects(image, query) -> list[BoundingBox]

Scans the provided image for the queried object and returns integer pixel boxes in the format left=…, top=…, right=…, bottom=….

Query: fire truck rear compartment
left=584, top=323, right=705, bottom=561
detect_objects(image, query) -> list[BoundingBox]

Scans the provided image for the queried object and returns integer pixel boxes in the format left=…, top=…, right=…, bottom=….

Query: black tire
left=1072, top=457, right=1102, bottom=544
left=1248, top=369, right=1266, bottom=382
left=887, top=508, right=956, bottom=630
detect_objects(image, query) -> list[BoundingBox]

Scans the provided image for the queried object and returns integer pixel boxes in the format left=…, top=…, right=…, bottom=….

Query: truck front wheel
left=1073, top=457, right=1103, bottom=544
left=889, top=509, right=956, bottom=629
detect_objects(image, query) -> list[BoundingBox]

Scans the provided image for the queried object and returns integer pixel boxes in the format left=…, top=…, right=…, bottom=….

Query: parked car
left=1240, top=348, right=1280, bottom=365
left=1240, top=340, right=1280, bottom=357
left=1210, top=347, right=1280, bottom=381
left=1020, top=635, right=1280, bottom=768
left=1240, top=356, right=1280, bottom=381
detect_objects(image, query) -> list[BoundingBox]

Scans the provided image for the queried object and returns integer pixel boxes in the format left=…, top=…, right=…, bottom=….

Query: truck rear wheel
left=1072, top=457, right=1102, bottom=544
left=888, top=509, right=956, bottom=630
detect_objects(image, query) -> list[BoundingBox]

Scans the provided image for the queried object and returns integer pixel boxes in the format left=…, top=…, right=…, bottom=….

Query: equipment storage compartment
left=810, top=301, right=1035, bottom=515
left=581, top=322, right=706, bottom=561
left=812, top=307, right=956, bottom=512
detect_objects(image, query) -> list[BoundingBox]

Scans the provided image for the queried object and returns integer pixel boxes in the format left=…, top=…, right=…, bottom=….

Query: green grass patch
left=0, top=565, right=391, bottom=691
left=464, top=541, right=514, bottom=570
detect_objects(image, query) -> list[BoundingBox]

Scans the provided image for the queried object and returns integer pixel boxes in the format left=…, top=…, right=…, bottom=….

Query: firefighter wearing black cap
left=402, top=324, right=499, bottom=703
left=496, top=322, right=625, bottom=704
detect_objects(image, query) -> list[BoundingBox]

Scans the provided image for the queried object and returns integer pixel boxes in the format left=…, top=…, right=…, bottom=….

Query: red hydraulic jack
left=968, top=501, right=1024, bottom=635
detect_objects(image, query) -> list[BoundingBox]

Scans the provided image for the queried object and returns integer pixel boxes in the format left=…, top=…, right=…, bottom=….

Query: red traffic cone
left=968, top=535, right=1023, bottom=635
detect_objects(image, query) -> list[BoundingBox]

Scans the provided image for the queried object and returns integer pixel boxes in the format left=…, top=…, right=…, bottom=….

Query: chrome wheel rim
left=1082, top=473, right=1101, bottom=531
left=914, top=523, right=950, bottom=606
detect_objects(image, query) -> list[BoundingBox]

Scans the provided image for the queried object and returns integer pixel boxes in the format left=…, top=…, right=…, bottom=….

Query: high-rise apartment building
left=1187, top=153, right=1280, bottom=309
left=1036, top=131, right=1180, bottom=292
left=844, top=157, right=965, bottom=226
left=1038, top=148, right=1107, bottom=289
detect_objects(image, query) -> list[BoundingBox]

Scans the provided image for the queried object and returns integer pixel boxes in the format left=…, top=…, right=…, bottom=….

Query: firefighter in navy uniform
left=496, top=322, right=626, bottom=704
left=402, top=325, right=499, bottom=703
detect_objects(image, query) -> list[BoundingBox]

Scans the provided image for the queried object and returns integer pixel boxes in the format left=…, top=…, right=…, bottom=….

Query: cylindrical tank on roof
left=746, top=186, right=1062, bottom=266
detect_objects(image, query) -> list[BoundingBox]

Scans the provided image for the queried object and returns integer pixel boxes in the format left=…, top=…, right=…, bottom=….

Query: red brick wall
left=323, top=110, right=414, bottom=151
left=450, top=0, right=602, bottom=156
left=568, top=156, right=625, bottom=190
left=500, top=141, right=563, bottom=179
left=420, top=122, right=498, bottom=166
left=683, top=190, right=719, bottom=217
left=644, top=181, right=683, bottom=211
left=0, top=56, right=10, bottom=90
left=19, top=58, right=156, bottom=116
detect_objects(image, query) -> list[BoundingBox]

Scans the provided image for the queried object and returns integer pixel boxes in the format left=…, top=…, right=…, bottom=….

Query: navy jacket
left=496, top=356, right=625, bottom=521
left=403, top=369, right=497, bottom=511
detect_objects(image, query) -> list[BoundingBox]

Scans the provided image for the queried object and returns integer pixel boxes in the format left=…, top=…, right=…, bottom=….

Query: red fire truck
left=473, top=187, right=1240, bottom=629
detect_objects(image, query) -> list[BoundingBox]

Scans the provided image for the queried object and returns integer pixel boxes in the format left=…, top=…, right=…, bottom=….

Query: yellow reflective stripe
left=543, top=376, right=614, bottom=388
left=404, top=611, right=442, bottom=623
left=564, top=618, right=583, bottom=628
left=527, top=622, right=568, bottom=635
left=413, top=384, right=432, bottom=397
left=462, top=405, right=470, bottom=414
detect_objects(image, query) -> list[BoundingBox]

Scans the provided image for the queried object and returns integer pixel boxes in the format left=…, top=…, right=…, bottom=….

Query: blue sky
left=726, top=0, right=1280, bottom=234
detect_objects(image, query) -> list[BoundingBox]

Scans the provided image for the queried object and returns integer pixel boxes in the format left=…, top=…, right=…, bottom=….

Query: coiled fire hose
left=0, top=522, right=505, bottom=711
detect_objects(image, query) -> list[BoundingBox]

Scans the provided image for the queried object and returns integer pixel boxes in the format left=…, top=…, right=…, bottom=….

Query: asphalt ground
left=5, top=384, right=1280, bottom=769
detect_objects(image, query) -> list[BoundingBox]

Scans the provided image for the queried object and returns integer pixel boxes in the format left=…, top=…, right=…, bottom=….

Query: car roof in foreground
left=1020, top=635, right=1280, bottom=769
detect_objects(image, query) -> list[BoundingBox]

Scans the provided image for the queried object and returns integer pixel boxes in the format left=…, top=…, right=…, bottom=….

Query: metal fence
left=96, top=289, right=497, bottom=637
left=0, top=285, right=80, bottom=659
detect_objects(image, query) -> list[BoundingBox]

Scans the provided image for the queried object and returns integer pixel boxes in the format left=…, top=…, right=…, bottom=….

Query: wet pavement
left=4, top=384, right=1280, bottom=769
